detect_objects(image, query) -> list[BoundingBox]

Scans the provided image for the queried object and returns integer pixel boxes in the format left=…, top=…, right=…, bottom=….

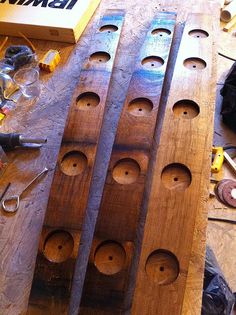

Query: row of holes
left=76, top=92, right=200, bottom=119
left=60, top=152, right=191, bottom=191
left=43, top=230, right=179, bottom=286
left=100, top=24, right=209, bottom=39
left=43, top=26, right=210, bottom=286
left=89, top=51, right=207, bottom=70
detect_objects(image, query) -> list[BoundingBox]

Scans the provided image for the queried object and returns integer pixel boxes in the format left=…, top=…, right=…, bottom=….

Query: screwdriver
left=0, top=133, right=47, bottom=149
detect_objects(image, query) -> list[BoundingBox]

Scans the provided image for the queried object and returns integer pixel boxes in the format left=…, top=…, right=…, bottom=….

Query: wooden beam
left=131, top=13, right=216, bottom=315
left=27, top=11, right=124, bottom=314
left=77, top=12, right=176, bottom=314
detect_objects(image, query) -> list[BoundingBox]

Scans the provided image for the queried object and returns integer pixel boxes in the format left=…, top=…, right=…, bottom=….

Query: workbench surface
left=1, top=0, right=234, bottom=314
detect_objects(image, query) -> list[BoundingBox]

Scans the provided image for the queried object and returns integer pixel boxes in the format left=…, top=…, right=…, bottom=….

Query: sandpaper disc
left=222, top=181, right=236, bottom=208
left=214, top=179, right=232, bottom=204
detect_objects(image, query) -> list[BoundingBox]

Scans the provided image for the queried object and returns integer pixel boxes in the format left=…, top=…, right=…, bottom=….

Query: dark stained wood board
left=77, top=12, right=176, bottom=315
left=27, top=11, right=124, bottom=315
left=131, top=13, right=217, bottom=315
left=0, top=1, right=220, bottom=315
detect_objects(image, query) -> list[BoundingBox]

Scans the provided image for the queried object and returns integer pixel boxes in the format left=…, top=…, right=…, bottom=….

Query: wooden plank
left=76, top=12, right=176, bottom=314
left=0, top=2, right=220, bottom=315
left=131, top=13, right=216, bottom=315
left=27, top=11, right=124, bottom=314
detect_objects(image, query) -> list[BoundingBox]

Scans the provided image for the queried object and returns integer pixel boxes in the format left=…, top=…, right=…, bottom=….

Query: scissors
left=2, top=167, right=48, bottom=213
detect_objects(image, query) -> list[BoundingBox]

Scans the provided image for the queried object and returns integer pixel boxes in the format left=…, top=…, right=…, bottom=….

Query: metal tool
left=0, top=133, right=47, bottom=149
left=0, top=183, right=11, bottom=202
left=2, top=167, right=48, bottom=213
left=0, top=146, right=8, bottom=176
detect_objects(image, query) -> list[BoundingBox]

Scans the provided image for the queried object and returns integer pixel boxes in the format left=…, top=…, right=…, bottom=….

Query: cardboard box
left=0, top=0, right=101, bottom=43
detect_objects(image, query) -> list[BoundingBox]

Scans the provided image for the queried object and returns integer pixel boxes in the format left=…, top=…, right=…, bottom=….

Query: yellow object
left=39, top=50, right=61, bottom=72
left=0, top=0, right=101, bottom=43
left=223, top=15, right=236, bottom=31
left=0, top=36, right=8, bottom=52
left=0, top=113, right=6, bottom=123
left=212, top=146, right=224, bottom=173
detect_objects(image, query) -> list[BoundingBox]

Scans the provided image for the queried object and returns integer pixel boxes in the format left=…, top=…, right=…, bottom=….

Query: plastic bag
left=201, top=246, right=235, bottom=315
left=221, top=61, right=236, bottom=132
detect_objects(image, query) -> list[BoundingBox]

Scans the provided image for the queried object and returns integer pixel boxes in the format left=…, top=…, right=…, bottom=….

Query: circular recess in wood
left=76, top=92, right=100, bottom=110
left=128, top=98, right=153, bottom=116
left=89, top=51, right=111, bottom=63
left=161, top=163, right=192, bottom=191
left=43, top=230, right=74, bottom=263
left=172, top=99, right=200, bottom=119
left=151, top=28, right=171, bottom=36
left=99, top=24, right=118, bottom=33
left=188, top=29, right=209, bottom=38
left=94, top=241, right=126, bottom=275
left=145, top=249, right=179, bottom=285
left=60, top=151, right=88, bottom=176
left=141, top=56, right=164, bottom=69
left=112, top=158, right=141, bottom=184
left=183, top=57, right=206, bottom=70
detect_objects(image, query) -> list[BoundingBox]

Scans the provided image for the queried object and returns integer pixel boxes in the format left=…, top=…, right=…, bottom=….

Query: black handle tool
left=0, top=133, right=47, bottom=149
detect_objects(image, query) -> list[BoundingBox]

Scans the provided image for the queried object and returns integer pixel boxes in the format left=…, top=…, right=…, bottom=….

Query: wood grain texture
left=0, top=1, right=220, bottom=315
left=27, top=11, right=124, bottom=315
left=131, top=13, right=217, bottom=315
left=77, top=12, right=176, bottom=315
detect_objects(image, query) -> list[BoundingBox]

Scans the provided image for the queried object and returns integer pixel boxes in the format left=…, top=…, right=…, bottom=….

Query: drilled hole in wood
left=161, top=163, right=192, bottom=191
left=76, top=92, right=100, bottom=110
left=99, top=24, right=118, bottom=32
left=183, top=57, right=206, bottom=70
left=173, top=100, right=200, bottom=119
left=60, top=151, right=87, bottom=176
left=141, top=56, right=164, bottom=69
left=188, top=29, right=209, bottom=38
left=151, top=28, right=171, bottom=36
left=145, top=249, right=179, bottom=285
left=94, top=241, right=126, bottom=275
left=89, top=51, right=111, bottom=63
left=43, top=230, right=74, bottom=263
left=112, top=158, right=141, bottom=185
left=128, top=98, right=153, bottom=116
